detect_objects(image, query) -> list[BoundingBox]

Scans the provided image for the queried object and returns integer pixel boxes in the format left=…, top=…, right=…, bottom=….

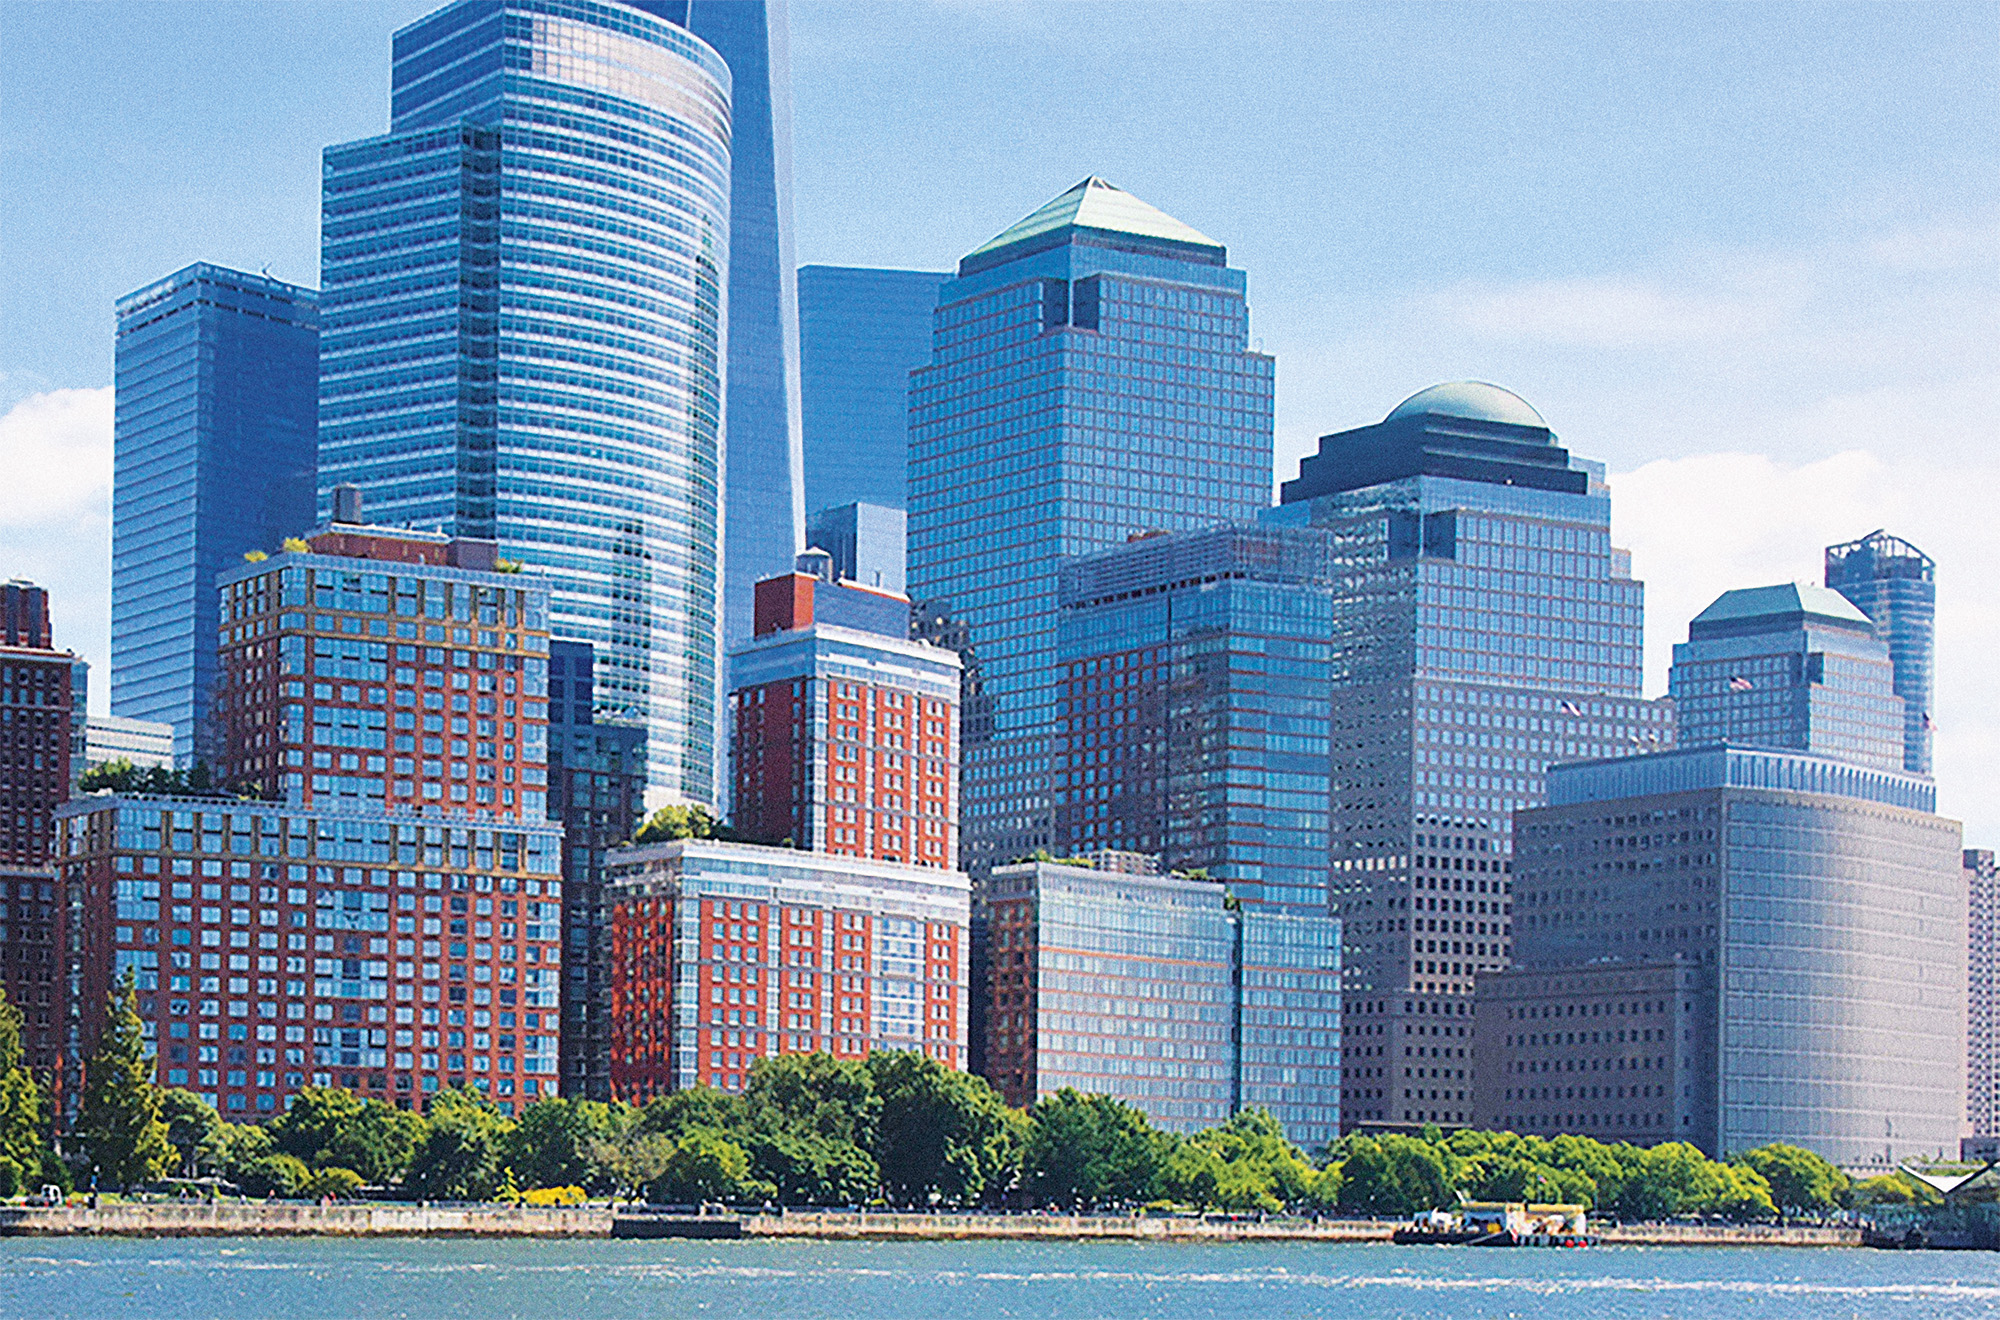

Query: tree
left=235, top=1153, right=312, bottom=1197
left=648, top=1129, right=771, bottom=1205
left=586, top=1121, right=676, bottom=1203
left=76, top=970, right=172, bottom=1190
left=739, top=1129, right=878, bottom=1206
left=1023, top=1090, right=1166, bottom=1208
left=271, top=1086, right=368, bottom=1166
left=0, top=988, right=54, bottom=1196
left=866, top=1050, right=1022, bottom=1206
left=1331, top=1134, right=1453, bottom=1217
left=507, top=1098, right=617, bottom=1191
left=323, top=1101, right=429, bottom=1186
left=300, top=1166, right=365, bottom=1200
left=743, top=1052, right=879, bottom=1147
left=1737, top=1143, right=1849, bottom=1215
left=634, top=805, right=724, bottom=845
left=403, top=1087, right=512, bottom=1201
left=156, top=1088, right=223, bottom=1178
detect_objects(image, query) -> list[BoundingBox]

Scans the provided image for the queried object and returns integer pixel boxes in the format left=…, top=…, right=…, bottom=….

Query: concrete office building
left=1825, top=530, right=1935, bottom=776
left=1488, top=744, right=1963, bottom=1165
left=1969, top=848, right=1999, bottom=1138
left=605, top=840, right=970, bottom=1099
left=908, top=177, right=1275, bottom=876
left=112, top=265, right=318, bottom=767
left=1265, top=382, right=1669, bottom=1128
left=982, top=855, right=1341, bottom=1148
left=798, top=266, right=948, bottom=514
left=79, top=717, right=176, bottom=778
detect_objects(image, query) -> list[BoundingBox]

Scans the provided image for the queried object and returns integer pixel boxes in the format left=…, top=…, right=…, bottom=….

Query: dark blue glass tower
left=112, top=263, right=318, bottom=767
left=1056, top=525, right=1338, bottom=910
left=1825, top=529, right=1935, bottom=776
left=798, top=265, right=948, bottom=512
left=907, top=178, right=1275, bottom=874
left=319, top=0, right=734, bottom=804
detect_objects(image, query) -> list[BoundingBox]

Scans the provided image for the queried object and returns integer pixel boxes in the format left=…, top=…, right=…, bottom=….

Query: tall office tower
left=113, top=264, right=318, bottom=767
left=1, top=581, right=80, bottom=1077
left=982, top=856, right=1341, bottom=1147
left=728, top=555, right=959, bottom=865
left=806, top=501, right=906, bottom=594
left=547, top=640, right=648, bottom=1098
left=908, top=177, right=1275, bottom=875
left=672, top=0, right=805, bottom=649
left=606, top=839, right=969, bottom=1098
left=1487, top=744, right=1962, bottom=1164
left=799, top=266, right=949, bottom=512
left=1825, top=530, right=1936, bottom=776
left=319, top=0, right=732, bottom=805
left=1269, top=382, right=1668, bottom=1127
left=1669, top=583, right=1905, bottom=770
left=56, top=791, right=564, bottom=1117
left=212, top=516, right=552, bottom=826
left=1053, top=524, right=1339, bottom=909
left=1969, top=849, right=1999, bottom=1138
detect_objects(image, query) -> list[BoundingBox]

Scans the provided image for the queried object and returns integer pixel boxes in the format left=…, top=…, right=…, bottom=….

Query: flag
left=1729, top=676, right=1754, bottom=691
left=1559, top=701, right=1582, bottom=716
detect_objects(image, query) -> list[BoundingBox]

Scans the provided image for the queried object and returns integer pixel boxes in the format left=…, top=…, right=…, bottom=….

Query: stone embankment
left=0, top=1203, right=1862, bottom=1246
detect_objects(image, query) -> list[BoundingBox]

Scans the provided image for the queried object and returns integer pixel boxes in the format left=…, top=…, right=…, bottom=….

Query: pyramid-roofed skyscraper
left=907, top=178, right=1275, bottom=876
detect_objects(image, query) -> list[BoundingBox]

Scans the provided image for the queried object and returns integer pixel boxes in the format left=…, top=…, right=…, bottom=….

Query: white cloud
left=0, top=387, right=112, bottom=712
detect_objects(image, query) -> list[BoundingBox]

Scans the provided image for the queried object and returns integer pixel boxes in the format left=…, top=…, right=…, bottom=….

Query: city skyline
left=2, top=2, right=1989, bottom=842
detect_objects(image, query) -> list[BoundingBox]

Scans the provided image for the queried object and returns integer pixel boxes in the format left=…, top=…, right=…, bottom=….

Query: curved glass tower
left=320, top=0, right=731, bottom=803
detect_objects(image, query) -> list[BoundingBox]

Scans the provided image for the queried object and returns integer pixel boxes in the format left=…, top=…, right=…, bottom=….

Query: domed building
left=1271, top=382, right=1673, bottom=1134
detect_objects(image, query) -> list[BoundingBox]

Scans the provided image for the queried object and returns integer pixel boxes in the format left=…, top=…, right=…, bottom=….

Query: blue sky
left=1, top=0, right=1995, bottom=836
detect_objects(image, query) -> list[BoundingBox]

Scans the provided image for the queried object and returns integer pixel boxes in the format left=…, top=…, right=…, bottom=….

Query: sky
left=0, top=0, right=1994, bottom=838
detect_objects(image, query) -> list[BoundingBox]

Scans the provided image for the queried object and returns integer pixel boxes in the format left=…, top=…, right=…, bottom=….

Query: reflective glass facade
left=982, top=858, right=1339, bottom=1147
left=1055, top=525, right=1338, bottom=910
left=113, top=264, right=318, bottom=767
left=318, top=0, right=731, bottom=804
left=1510, top=744, right=1964, bottom=1165
left=799, top=265, right=948, bottom=512
left=1825, top=530, right=1935, bottom=776
left=908, top=179, right=1274, bottom=875
left=1670, top=583, right=1904, bottom=771
left=546, top=639, right=648, bottom=1098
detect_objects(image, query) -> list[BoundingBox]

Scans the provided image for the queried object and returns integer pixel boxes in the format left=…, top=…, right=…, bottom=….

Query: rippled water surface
left=4, top=1237, right=1998, bottom=1319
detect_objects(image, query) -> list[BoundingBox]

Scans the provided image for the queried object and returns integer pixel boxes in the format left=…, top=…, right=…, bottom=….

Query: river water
left=3, top=1238, right=1996, bottom=1319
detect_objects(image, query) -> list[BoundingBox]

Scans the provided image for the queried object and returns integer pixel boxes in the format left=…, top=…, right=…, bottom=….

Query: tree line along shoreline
left=0, top=975, right=1946, bottom=1219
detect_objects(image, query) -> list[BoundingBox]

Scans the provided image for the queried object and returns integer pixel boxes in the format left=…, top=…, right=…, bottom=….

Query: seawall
left=0, top=1203, right=1863, bottom=1246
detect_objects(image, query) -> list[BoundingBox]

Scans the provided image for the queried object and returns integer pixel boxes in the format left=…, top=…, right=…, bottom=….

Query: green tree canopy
left=634, top=805, right=724, bottom=844
left=506, top=1097, right=619, bottom=1191
left=0, top=988, right=55, bottom=1195
left=1737, top=1143, right=1849, bottom=1214
left=647, top=1129, right=772, bottom=1205
left=1022, top=1089, right=1167, bottom=1209
left=866, top=1050, right=1022, bottom=1206
left=156, top=1087, right=223, bottom=1178
left=404, top=1087, right=512, bottom=1201
left=743, top=1052, right=880, bottom=1147
left=76, top=969, right=172, bottom=1190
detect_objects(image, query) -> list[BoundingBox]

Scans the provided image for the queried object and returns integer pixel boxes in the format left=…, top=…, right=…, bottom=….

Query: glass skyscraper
left=1825, top=529, right=1935, bottom=776
left=1669, top=583, right=1905, bottom=771
left=798, top=265, right=948, bottom=512
left=1266, top=382, right=1670, bottom=1128
left=318, top=0, right=732, bottom=804
left=661, top=0, right=805, bottom=650
left=908, top=177, right=1275, bottom=875
left=112, top=263, right=319, bottom=767
left=1055, top=524, right=1338, bottom=910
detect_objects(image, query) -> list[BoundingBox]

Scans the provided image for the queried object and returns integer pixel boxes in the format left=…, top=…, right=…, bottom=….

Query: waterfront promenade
left=0, top=1202, right=1862, bottom=1246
